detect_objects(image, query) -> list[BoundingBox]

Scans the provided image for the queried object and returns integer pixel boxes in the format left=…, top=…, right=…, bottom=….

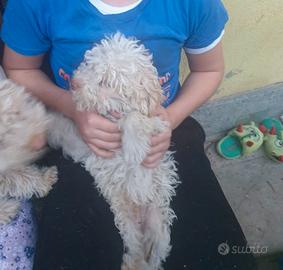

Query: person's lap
left=33, top=117, right=257, bottom=270
left=166, top=118, right=257, bottom=269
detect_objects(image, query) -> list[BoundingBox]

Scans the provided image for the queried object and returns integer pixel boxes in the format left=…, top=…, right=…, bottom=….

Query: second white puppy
left=0, top=79, right=58, bottom=224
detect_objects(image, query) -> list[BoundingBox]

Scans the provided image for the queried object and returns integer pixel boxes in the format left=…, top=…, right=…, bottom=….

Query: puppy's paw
left=43, top=166, right=58, bottom=186
left=34, top=166, right=58, bottom=198
left=0, top=200, right=20, bottom=225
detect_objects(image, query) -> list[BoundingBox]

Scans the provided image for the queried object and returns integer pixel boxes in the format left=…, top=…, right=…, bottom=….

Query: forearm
left=167, top=70, right=224, bottom=129
left=4, top=68, right=75, bottom=119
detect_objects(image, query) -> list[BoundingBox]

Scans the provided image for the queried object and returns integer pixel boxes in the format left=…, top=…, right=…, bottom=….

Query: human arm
left=143, top=42, right=225, bottom=168
left=166, top=42, right=225, bottom=129
left=2, top=46, right=121, bottom=158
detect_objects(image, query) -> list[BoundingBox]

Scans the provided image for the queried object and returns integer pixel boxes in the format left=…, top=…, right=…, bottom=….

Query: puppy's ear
left=141, top=74, right=164, bottom=116
left=71, top=78, right=99, bottom=112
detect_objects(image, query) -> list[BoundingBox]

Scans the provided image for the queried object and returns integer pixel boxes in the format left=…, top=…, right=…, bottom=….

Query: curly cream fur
left=0, top=79, right=58, bottom=225
left=48, top=33, right=179, bottom=270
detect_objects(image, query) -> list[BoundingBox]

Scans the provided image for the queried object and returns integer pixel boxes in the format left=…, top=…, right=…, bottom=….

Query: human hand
left=142, top=106, right=173, bottom=169
left=72, top=110, right=122, bottom=158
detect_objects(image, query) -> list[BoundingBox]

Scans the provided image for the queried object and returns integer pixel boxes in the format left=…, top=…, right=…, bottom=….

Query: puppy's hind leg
left=112, top=201, right=146, bottom=270
left=0, top=199, right=20, bottom=225
left=40, top=166, right=58, bottom=193
left=142, top=206, right=172, bottom=270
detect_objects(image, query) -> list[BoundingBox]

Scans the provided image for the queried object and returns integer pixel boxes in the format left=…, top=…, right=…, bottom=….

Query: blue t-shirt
left=1, top=0, right=228, bottom=106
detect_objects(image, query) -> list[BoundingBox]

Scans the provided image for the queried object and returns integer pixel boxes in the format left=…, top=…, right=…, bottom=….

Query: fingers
left=88, top=143, right=115, bottom=159
left=87, top=138, right=121, bottom=151
left=143, top=130, right=172, bottom=169
left=143, top=142, right=168, bottom=167
left=142, top=152, right=163, bottom=169
left=86, top=137, right=120, bottom=159
left=74, top=111, right=122, bottom=158
left=85, top=122, right=121, bottom=158
left=148, top=141, right=170, bottom=156
left=91, top=129, right=121, bottom=143
left=150, top=130, right=171, bottom=147
left=88, top=114, right=120, bottom=133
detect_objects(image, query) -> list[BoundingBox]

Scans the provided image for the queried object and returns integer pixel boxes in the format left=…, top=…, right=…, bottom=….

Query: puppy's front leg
left=119, top=112, right=154, bottom=165
left=0, top=166, right=58, bottom=199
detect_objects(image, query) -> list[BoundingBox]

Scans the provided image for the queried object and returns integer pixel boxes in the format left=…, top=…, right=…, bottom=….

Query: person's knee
left=171, top=116, right=206, bottom=150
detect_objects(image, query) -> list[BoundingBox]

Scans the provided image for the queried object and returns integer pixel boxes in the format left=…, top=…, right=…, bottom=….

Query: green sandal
left=259, top=118, right=283, bottom=163
left=217, top=122, right=264, bottom=159
left=260, top=118, right=283, bottom=138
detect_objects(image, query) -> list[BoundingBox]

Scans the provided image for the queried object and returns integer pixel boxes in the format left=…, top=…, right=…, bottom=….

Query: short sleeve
left=1, top=0, right=50, bottom=56
left=184, top=0, right=228, bottom=54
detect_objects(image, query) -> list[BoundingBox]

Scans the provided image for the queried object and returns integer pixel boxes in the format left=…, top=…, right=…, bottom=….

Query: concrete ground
left=205, top=140, right=283, bottom=269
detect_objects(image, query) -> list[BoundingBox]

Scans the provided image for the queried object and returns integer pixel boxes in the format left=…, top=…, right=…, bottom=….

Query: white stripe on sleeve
left=185, top=30, right=225, bottom=55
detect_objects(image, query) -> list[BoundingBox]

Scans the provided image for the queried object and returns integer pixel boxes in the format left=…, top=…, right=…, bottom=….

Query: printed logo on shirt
left=158, top=72, right=171, bottom=102
left=59, top=68, right=71, bottom=89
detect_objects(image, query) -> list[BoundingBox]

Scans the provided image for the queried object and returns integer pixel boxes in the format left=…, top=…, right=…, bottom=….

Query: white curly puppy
left=0, top=79, right=58, bottom=225
left=48, top=33, right=179, bottom=270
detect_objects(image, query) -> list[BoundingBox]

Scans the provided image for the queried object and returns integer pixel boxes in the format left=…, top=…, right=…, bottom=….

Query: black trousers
left=33, top=117, right=257, bottom=270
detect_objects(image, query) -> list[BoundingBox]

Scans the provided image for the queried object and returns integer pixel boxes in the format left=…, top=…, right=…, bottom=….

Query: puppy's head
left=0, top=79, right=49, bottom=172
left=72, top=32, right=163, bottom=117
